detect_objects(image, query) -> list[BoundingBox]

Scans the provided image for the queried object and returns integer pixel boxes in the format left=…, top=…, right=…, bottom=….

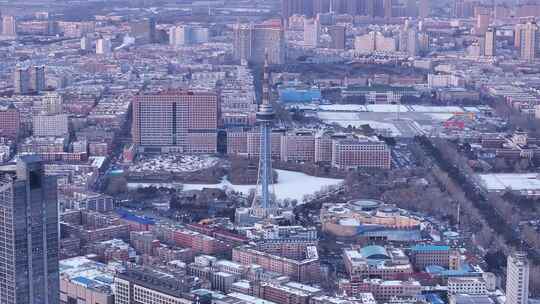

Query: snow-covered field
left=129, top=170, right=343, bottom=202
left=317, top=104, right=475, bottom=114
left=367, top=104, right=409, bottom=113
left=427, top=113, right=456, bottom=120
left=478, top=173, right=540, bottom=191
left=316, top=104, right=476, bottom=137
left=129, top=154, right=218, bottom=173
left=319, top=104, right=367, bottom=112
left=409, top=105, right=464, bottom=113
left=317, top=112, right=402, bottom=136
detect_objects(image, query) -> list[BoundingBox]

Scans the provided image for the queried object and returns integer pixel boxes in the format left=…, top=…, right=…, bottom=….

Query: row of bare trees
left=419, top=135, right=540, bottom=295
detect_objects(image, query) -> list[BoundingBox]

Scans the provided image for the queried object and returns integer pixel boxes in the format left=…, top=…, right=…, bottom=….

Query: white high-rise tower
left=506, top=252, right=529, bottom=304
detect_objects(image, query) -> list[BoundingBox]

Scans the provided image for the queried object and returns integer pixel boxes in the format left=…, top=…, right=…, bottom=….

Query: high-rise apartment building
left=39, top=91, right=64, bottom=114
left=494, top=5, right=510, bottom=20
left=33, top=114, right=69, bottom=137
left=418, top=32, right=430, bottom=52
left=169, top=25, right=209, bottom=46
left=373, top=0, right=385, bottom=17
left=280, top=131, right=315, bottom=162
left=354, top=31, right=397, bottom=53
left=419, top=0, right=430, bottom=18
left=0, top=103, right=20, bottom=139
left=0, top=156, right=60, bottom=304
left=130, top=17, right=156, bottom=44
left=485, top=27, right=496, bottom=57
left=520, top=21, right=539, bottom=63
left=31, top=66, right=46, bottom=92
left=406, top=0, right=417, bottom=17
left=2, top=15, right=16, bottom=36
left=399, top=22, right=418, bottom=56
left=355, top=32, right=377, bottom=52
left=282, top=0, right=314, bottom=23
left=333, top=0, right=364, bottom=14
left=365, top=0, right=377, bottom=16
left=252, top=20, right=285, bottom=64
left=476, top=12, right=490, bottom=35
left=304, top=18, right=320, bottom=48
left=14, top=67, right=30, bottom=94
left=14, top=66, right=46, bottom=94
left=132, top=90, right=219, bottom=153
left=453, top=0, right=464, bottom=18
left=233, top=23, right=252, bottom=64
left=515, top=24, right=524, bottom=49
left=328, top=25, right=346, bottom=49
left=190, top=27, right=210, bottom=44
left=233, top=21, right=285, bottom=65
left=331, top=138, right=391, bottom=169
left=383, top=0, right=392, bottom=19
left=314, top=0, right=332, bottom=16
left=169, top=25, right=191, bottom=46
left=96, top=38, right=112, bottom=55
left=80, top=35, right=92, bottom=51
left=343, top=0, right=359, bottom=15
left=506, top=252, right=529, bottom=304
left=407, top=28, right=418, bottom=56
left=283, top=0, right=385, bottom=19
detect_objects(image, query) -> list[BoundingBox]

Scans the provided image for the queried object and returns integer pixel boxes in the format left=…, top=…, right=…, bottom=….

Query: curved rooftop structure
left=347, top=199, right=383, bottom=212
left=360, top=245, right=390, bottom=260
left=327, top=205, right=349, bottom=214
left=320, top=199, right=423, bottom=239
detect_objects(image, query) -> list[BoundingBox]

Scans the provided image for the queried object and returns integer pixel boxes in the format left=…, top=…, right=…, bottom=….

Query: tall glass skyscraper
left=0, top=155, right=59, bottom=304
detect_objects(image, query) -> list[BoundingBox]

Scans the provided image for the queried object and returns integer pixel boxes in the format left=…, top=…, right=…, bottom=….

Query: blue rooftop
left=116, top=208, right=155, bottom=225
left=278, top=87, right=321, bottom=103
left=425, top=293, right=445, bottom=304
left=425, top=263, right=474, bottom=277
left=411, top=245, right=450, bottom=252
left=72, top=276, right=95, bottom=287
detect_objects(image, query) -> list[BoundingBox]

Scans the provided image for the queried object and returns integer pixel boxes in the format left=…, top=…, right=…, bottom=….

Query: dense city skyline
left=1, top=0, right=540, bottom=304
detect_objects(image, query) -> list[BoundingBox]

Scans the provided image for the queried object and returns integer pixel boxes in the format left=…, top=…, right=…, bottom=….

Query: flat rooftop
left=478, top=173, right=540, bottom=192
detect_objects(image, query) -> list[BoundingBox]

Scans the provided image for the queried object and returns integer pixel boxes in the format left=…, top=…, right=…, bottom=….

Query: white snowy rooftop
left=478, top=173, right=540, bottom=192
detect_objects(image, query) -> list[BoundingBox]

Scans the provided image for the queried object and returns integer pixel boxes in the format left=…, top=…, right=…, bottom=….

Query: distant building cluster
left=13, top=65, right=46, bottom=94
left=1, top=1, right=539, bottom=304
left=227, top=130, right=391, bottom=170
left=233, top=20, right=286, bottom=65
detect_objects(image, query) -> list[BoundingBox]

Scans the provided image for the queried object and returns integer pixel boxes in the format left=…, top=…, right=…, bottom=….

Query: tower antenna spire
left=251, top=50, right=276, bottom=219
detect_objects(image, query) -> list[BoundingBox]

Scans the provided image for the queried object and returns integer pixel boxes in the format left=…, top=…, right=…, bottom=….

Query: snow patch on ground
left=317, top=104, right=470, bottom=114
left=319, top=104, right=367, bottom=112
left=427, top=113, right=455, bottom=121
left=183, top=169, right=343, bottom=201
left=366, top=104, right=409, bottom=113
left=129, top=170, right=343, bottom=202
left=410, top=105, right=464, bottom=113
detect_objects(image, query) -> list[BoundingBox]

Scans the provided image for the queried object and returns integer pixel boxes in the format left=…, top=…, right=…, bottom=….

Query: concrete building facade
left=132, top=90, right=219, bottom=153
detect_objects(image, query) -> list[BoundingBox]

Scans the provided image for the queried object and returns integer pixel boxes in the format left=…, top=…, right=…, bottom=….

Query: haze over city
left=1, top=1, right=540, bottom=304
